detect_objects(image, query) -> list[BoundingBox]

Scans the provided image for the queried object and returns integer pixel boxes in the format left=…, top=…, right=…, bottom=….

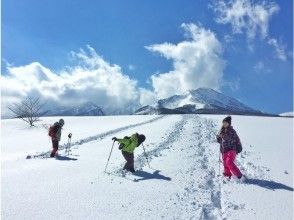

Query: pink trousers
left=222, top=150, right=242, bottom=178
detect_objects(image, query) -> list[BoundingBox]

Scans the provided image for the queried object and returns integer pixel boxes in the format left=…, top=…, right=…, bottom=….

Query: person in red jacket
left=217, top=116, right=244, bottom=180
left=49, top=119, right=64, bottom=157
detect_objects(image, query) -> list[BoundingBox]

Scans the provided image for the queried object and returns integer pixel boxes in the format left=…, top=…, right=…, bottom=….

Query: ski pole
left=218, top=151, right=221, bottom=176
left=65, top=138, right=69, bottom=154
left=66, top=133, right=72, bottom=155
left=142, top=143, right=151, bottom=168
left=104, top=141, right=115, bottom=173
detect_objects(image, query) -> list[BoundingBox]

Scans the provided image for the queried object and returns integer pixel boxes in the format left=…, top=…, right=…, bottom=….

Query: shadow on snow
left=55, top=155, right=78, bottom=161
left=245, top=178, right=293, bottom=191
left=133, top=170, right=171, bottom=182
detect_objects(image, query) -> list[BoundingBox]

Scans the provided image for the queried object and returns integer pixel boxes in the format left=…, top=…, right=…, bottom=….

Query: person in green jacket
left=112, top=133, right=146, bottom=173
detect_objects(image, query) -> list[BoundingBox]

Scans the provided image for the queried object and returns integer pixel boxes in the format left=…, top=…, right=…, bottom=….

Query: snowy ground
left=1, top=114, right=293, bottom=220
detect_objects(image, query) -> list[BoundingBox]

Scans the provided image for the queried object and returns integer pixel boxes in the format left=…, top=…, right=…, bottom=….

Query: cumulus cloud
left=146, top=23, right=226, bottom=99
left=2, top=24, right=228, bottom=116
left=1, top=45, right=142, bottom=116
left=139, top=88, right=157, bottom=106
left=211, top=0, right=279, bottom=39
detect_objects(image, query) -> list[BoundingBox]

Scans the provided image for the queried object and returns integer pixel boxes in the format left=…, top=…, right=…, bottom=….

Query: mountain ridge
left=47, top=101, right=105, bottom=116
left=134, top=88, right=273, bottom=116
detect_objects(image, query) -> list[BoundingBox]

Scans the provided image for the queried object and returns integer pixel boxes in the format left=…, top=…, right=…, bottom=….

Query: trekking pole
left=104, top=141, right=115, bottom=173
left=66, top=133, right=72, bottom=155
left=218, top=151, right=221, bottom=176
left=142, top=143, right=151, bottom=168
left=68, top=133, right=72, bottom=155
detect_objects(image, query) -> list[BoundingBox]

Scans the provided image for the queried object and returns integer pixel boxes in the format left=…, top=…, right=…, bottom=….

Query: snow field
left=1, top=114, right=293, bottom=219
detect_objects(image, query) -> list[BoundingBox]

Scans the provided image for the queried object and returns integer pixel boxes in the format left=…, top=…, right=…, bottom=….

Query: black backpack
left=48, top=124, right=60, bottom=137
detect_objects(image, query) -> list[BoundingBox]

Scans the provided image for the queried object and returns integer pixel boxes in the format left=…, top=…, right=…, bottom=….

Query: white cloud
left=223, top=77, right=241, bottom=91
left=1, top=23, right=228, bottom=116
left=146, top=23, right=226, bottom=99
left=139, top=88, right=157, bottom=106
left=224, top=34, right=234, bottom=43
left=211, top=0, right=288, bottom=61
left=211, top=0, right=279, bottom=39
left=128, top=64, right=136, bottom=71
left=254, top=61, right=272, bottom=73
left=1, top=45, right=142, bottom=116
left=267, top=38, right=287, bottom=61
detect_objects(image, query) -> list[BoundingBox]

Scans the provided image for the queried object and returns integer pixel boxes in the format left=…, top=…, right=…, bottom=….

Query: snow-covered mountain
left=280, top=112, right=294, bottom=117
left=47, top=102, right=105, bottom=116
left=135, top=88, right=268, bottom=115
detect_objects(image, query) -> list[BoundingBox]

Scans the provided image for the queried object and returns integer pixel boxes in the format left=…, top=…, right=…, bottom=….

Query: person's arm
left=216, top=135, right=221, bottom=143
left=116, top=138, right=131, bottom=146
left=216, top=128, right=223, bottom=144
left=232, top=130, right=242, bottom=146
left=56, top=127, right=62, bottom=141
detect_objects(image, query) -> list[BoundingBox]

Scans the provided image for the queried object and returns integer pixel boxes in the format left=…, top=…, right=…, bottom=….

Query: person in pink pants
left=222, top=150, right=242, bottom=178
left=217, top=116, right=243, bottom=179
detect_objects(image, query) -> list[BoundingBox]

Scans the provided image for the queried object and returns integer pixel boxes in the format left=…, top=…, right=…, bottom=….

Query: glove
left=112, top=137, right=117, bottom=141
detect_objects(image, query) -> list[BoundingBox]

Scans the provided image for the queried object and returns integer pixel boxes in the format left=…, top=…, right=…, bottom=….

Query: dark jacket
left=217, top=126, right=242, bottom=153
left=52, top=122, right=62, bottom=141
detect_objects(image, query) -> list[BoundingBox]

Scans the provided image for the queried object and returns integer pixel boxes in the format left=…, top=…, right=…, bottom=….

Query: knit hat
left=223, top=116, right=232, bottom=125
left=137, top=134, right=146, bottom=146
left=59, top=118, right=65, bottom=126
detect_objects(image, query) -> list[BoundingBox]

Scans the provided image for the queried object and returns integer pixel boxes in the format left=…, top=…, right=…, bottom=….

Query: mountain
left=134, top=88, right=271, bottom=116
left=279, top=112, right=294, bottom=117
left=47, top=102, right=105, bottom=116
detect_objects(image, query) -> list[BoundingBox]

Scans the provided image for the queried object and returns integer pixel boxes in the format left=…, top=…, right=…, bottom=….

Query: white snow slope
left=280, top=112, right=294, bottom=117
left=1, top=115, right=293, bottom=220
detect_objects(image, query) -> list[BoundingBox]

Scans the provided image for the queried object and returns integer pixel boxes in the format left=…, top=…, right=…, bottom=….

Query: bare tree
left=8, top=97, right=48, bottom=126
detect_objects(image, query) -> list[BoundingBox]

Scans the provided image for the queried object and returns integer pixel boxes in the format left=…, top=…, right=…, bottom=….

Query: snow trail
left=114, top=114, right=189, bottom=174
left=29, top=115, right=166, bottom=159
left=108, top=115, right=225, bottom=219
left=162, top=116, right=224, bottom=219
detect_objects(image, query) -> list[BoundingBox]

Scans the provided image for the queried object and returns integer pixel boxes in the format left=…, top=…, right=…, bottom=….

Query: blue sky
left=2, top=0, right=293, bottom=115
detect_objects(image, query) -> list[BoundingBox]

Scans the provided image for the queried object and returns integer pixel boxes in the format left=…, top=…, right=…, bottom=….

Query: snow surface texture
left=1, top=115, right=293, bottom=219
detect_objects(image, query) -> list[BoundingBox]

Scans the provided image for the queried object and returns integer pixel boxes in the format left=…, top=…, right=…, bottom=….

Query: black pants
left=122, top=151, right=135, bottom=172
left=50, top=139, right=59, bottom=157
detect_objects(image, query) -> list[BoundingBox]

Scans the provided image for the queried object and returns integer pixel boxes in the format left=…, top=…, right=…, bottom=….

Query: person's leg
left=128, top=153, right=135, bottom=172
left=226, top=150, right=242, bottom=178
left=122, top=152, right=135, bottom=172
left=50, top=140, right=59, bottom=157
left=122, top=151, right=128, bottom=170
left=222, top=152, right=232, bottom=177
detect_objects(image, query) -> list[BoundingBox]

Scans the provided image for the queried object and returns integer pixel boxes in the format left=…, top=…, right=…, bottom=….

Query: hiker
left=49, top=119, right=65, bottom=157
left=216, top=116, right=244, bottom=180
left=112, top=133, right=146, bottom=173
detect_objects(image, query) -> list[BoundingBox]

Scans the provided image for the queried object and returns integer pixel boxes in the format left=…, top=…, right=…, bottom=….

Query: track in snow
left=111, top=114, right=189, bottom=175
left=110, top=115, right=226, bottom=219
left=28, top=115, right=166, bottom=159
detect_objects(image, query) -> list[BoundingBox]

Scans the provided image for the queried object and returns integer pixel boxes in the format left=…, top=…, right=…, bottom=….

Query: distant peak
left=183, top=87, right=220, bottom=96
